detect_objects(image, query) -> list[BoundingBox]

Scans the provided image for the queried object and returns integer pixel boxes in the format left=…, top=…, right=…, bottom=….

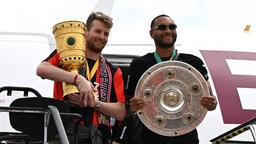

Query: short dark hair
left=86, top=11, right=113, bottom=30
left=150, top=14, right=170, bottom=29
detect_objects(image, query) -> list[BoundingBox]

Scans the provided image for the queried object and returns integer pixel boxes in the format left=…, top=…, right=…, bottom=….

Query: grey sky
left=1, top=0, right=255, bottom=38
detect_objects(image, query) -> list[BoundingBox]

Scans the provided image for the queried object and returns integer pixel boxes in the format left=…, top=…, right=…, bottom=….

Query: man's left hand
left=199, top=96, right=217, bottom=111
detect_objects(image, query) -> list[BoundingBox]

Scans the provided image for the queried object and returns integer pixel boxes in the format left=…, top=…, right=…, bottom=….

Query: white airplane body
left=1, top=0, right=256, bottom=143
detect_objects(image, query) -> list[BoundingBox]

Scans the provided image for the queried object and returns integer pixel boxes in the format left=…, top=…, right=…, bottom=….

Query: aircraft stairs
left=210, top=116, right=256, bottom=144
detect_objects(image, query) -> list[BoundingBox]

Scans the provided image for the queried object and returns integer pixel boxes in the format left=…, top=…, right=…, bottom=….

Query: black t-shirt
left=116, top=51, right=208, bottom=144
left=125, top=52, right=208, bottom=97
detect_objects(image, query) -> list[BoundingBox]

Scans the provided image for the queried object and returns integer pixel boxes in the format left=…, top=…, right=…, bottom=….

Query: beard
left=87, top=46, right=102, bottom=53
left=154, top=36, right=177, bottom=49
left=86, top=41, right=105, bottom=54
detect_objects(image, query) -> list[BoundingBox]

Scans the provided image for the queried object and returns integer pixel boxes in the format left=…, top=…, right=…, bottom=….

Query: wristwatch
left=94, top=101, right=101, bottom=109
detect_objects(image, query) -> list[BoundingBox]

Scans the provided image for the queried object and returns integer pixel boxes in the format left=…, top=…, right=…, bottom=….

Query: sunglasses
left=152, top=24, right=177, bottom=31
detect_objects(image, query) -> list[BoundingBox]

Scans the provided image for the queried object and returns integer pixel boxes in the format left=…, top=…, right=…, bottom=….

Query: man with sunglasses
left=37, top=11, right=126, bottom=144
left=112, top=14, right=217, bottom=144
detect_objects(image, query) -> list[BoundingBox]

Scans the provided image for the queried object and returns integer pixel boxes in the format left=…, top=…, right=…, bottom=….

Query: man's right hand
left=129, top=97, right=146, bottom=113
left=71, top=75, right=96, bottom=107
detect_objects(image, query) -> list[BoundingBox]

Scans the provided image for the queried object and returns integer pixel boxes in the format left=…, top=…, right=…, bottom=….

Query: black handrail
left=0, top=86, right=42, bottom=97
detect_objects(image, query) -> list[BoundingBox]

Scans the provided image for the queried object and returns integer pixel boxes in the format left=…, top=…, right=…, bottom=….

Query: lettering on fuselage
left=201, top=50, right=256, bottom=124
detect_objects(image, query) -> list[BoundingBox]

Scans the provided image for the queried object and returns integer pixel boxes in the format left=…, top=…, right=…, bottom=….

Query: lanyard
left=85, top=58, right=99, bottom=81
left=154, top=49, right=177, bottom=63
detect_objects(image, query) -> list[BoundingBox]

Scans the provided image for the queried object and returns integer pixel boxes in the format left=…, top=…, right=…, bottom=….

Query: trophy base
left=63, top=82, right=79, bottom=97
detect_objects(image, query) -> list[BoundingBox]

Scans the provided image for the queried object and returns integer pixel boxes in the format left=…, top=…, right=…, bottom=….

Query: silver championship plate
left=135, top=61, right=209, bottom=136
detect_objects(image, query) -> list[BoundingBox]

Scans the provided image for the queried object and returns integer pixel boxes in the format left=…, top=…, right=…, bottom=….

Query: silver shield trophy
left=135, top=61, right=209, bottom=136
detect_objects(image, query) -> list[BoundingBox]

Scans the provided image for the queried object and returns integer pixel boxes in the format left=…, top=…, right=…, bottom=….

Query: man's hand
left=129, top=97, right=146, bottom=113
left=65, top=75, right=97, bottom=107
left=64, top=93, right=82, bottom=107
left=75, top=75, right=96, bottom=107
left=199, top=95, right=217, bottom=111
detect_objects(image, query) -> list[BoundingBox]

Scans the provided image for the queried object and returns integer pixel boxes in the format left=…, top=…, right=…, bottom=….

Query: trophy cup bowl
left=53, top=21, right=87, bottom=97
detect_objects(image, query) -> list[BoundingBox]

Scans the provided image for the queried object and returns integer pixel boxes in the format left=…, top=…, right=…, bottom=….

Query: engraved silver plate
left=135, top=61, right=209, bottom=136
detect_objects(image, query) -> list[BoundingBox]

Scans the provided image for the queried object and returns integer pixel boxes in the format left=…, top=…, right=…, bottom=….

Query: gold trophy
left=53, top=21, right=87, bottom=97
